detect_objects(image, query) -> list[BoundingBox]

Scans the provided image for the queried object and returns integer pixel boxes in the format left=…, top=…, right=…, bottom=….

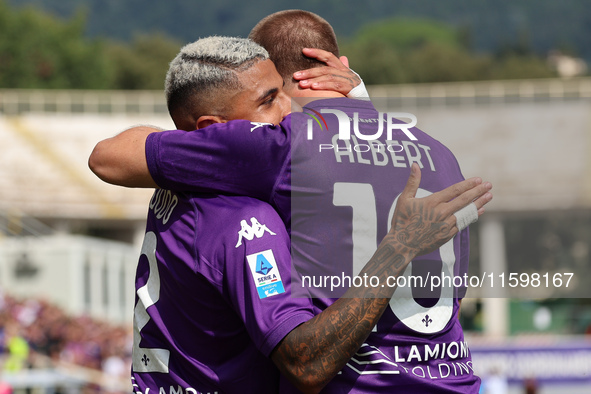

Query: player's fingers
left=472, top=190, right=493, bottom=213
left=294, top=66, right=330, bottom=81
left=294, top=67, right=359, bottom=84
left=339, top=55, right=350, bottom=68
left=301, top=48, right=349, bottom=69
left=298, top=78, right=353, bottom=95
left=451, top=190, right=491, bottom=231
left=443, top=216, right=461, bottom=236
left=295, top=67, right=360, bottom=96
left=452, top=203, right=478, bottom=231
left=431, top=177, right=483, bottom=203
left=399, top=163, right=422, bottom=200
left=445, top=182, right=492, bottom=215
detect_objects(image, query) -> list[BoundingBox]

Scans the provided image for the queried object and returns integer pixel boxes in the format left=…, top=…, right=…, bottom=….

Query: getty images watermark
left=303, top=109, right=418, bottom=153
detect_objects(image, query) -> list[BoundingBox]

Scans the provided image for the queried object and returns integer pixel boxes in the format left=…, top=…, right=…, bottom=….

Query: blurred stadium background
left=1, top=1, right=591, bottom=393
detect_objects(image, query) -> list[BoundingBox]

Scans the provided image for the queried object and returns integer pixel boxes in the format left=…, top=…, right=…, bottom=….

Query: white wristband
left=453, top=203, right=479, bottom=231
left=347, top=69, right=370, bottom=99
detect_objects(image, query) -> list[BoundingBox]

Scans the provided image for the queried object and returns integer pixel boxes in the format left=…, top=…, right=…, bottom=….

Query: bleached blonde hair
left=165, top=36, right=269, bottom=128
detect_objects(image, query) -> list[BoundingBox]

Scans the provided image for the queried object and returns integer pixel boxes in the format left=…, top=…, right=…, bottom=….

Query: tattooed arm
left=270, top=164, right=493, bottom=393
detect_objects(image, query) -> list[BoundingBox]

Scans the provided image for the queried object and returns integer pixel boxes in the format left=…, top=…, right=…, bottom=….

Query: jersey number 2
left=132, top=231, right=171, bottom=373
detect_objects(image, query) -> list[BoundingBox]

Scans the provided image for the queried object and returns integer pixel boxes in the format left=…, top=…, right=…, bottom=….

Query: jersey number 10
left=334, top=182, right=456, bottom=334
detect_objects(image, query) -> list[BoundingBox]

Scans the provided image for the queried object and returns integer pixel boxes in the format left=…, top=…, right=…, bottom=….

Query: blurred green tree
left=105, top=34, right=181, bottom=90
left=0, top=2, right=558, bottom=89
left=0, top=1, right=111, bottom=88
left=0, top=1, right=180, bottom=90
left=341, top=18, right=554, bottom=84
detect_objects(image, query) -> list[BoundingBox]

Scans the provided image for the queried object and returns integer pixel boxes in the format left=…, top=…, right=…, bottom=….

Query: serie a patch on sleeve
left=246, top=249, right=286, bottom=299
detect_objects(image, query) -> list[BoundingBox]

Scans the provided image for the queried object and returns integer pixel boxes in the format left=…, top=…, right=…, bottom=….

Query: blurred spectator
left=102, top=346, right=128, bottom=393
left=2, top=323, right=29, bottom=372
left=547, top=50, right=588, bottom=78
left=481, top=367, right=509, bottom=394
left=0, top=381, right=12, bottom=394
left=523, top=377, right=538, bottom=394
left=0, top=293, right=132, bottom=376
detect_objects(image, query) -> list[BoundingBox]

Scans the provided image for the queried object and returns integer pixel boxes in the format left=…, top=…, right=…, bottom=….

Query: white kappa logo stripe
left=236, top=217, right=276, bottom=248
left=250, top=122, right=273, bottom=132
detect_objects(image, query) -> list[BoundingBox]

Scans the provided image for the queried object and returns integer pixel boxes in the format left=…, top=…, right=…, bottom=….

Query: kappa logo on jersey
left=250, top=122, right=273, bottom=132
left=246, top=249, right=285, bottom=299
left=235, top=217, right=276, bottom=248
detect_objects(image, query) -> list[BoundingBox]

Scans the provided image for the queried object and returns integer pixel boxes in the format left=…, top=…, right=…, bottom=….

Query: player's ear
left=195, top=115, right=226, bottom=130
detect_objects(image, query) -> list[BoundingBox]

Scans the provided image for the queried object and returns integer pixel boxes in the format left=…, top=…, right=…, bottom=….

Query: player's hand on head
left=389, top=163, right=492, bottom=257
left=293, top=48, right=361, bottom=95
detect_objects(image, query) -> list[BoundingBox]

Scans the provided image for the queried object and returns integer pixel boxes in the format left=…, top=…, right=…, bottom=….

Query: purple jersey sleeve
left=217, top=198, right=315, bottom=356
left=131, top=191, right=314, bottom=391
left=145, top=115, right=292, bottom=203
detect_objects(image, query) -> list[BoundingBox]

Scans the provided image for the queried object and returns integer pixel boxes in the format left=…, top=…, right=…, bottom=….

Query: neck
left=287, top=85, right=345, bottom=106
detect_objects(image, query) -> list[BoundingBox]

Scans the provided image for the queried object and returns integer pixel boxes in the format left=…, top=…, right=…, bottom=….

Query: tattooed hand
left=389, top=163, right=492, bottom=258
left=271, top=163, right=492, bottom=393
left=292, top=48, right=361, bottom=95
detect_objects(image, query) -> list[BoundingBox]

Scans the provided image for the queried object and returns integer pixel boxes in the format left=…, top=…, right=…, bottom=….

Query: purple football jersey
left=131, top=189, right=315, bottom=393
left=146, top=97, right=480, bottom=393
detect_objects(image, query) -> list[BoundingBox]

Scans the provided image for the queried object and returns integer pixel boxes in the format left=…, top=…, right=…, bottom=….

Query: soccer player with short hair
left=90, top=11, right=492, bottom=393
left=129, top=36, right=299, bottom=392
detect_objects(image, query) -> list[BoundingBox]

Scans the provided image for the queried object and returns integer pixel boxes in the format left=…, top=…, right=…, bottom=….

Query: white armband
left=347, top=69, right=370, bottom=100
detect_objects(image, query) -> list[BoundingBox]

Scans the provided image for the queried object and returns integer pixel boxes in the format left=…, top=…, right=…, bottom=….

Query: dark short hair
left=249, top=10, right=339, bottom=82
